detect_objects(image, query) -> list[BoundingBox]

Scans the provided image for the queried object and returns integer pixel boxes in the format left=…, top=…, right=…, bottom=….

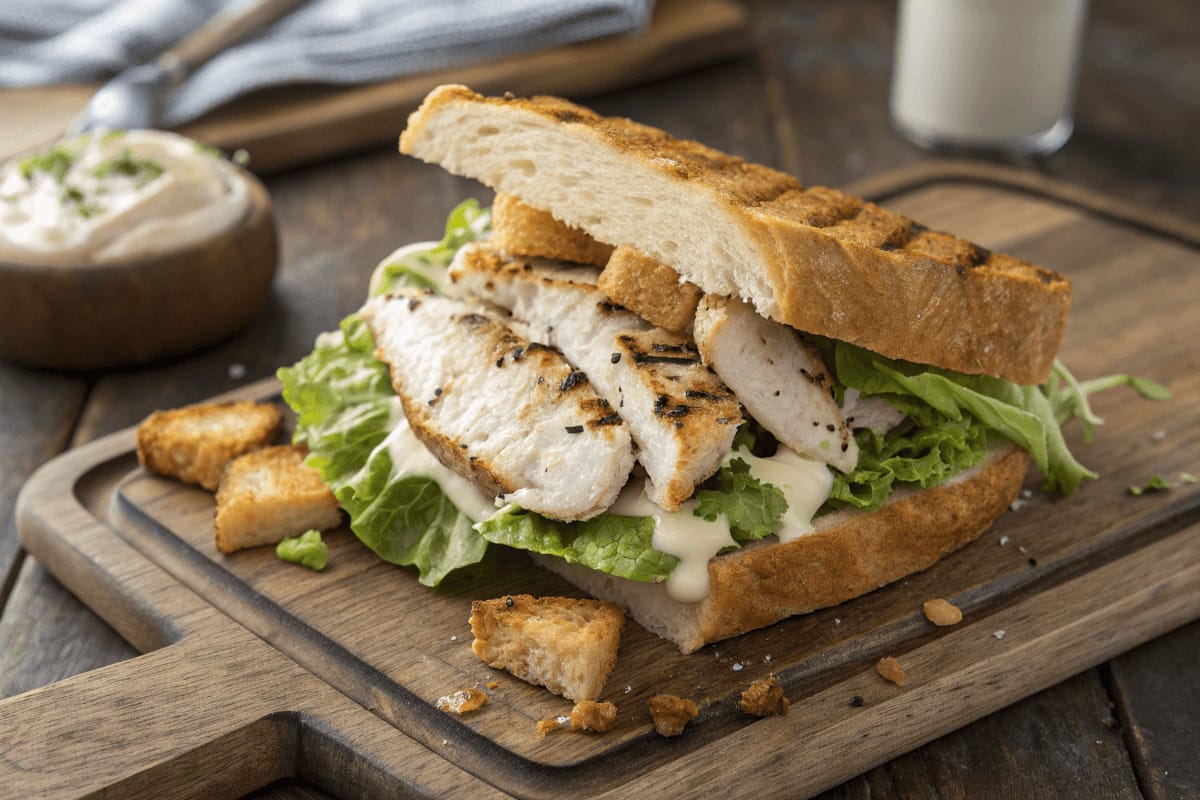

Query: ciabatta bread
left=536, top=444, right=1028, bottom=653
left=400, top=85, right=1070, bottom=385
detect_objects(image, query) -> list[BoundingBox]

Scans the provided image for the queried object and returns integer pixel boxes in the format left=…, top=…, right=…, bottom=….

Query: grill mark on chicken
left=451, top=243, right=742, bottom=509
left=694, top=294, right=856, bottom=472
left=361, top=290, right=635, bottom=520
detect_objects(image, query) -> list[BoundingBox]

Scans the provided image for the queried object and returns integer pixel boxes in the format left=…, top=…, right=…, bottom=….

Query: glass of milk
left=890, top=0, right=1089, bottom=155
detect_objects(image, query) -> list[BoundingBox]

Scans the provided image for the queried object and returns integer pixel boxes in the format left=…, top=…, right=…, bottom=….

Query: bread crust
left=492, top=193, right=614, bottom=266
left=401, top=85, right=1069, bottom=385
left=539, top=445, right=1029, bottom=653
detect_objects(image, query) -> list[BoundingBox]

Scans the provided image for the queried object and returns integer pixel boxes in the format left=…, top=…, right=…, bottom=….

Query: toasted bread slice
left=537, top=444, right=1029, bottom=653
left=469, top=595, right=625, bottom=701
left=401, top=85, right=1070, bottom=385
left=597, top=245, right=702, bottom=333
left=492, top=193, right=614, bottom=266
left=137, top=400, right=282, bottom=491
left=214, top=444, right=342, bottom=554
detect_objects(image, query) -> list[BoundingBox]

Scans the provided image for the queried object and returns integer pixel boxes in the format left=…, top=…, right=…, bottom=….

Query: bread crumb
left=876, top=656, right=906, bottom=686
left=469, top=595, right=624, bottom=702
left=569, top=700, right=618, bottom=733
left=649, top=694, right=698, bottom=737
left=739, top=677, right=790, bottom=717
left=486, top=680, right=499, bottom=690
left=137, top=400, right=281, bottom=491
left=922, top=598, right=964, bottom=626
left=436, top=688, right=487, bottom=714
left=536, top=718, right=562, bottom=738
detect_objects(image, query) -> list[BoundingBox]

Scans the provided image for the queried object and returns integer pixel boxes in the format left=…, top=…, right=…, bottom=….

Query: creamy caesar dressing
left=380, top=402, right=495, bottom=522
left=0, top=129, right=249, bottom=265
left=369, top=240, right=445, bottom=295
left=731, top=446, right=834, bottom=543
left=374, top=398, right=832, bottom=601
left=611, top=479, right=736, bottom=603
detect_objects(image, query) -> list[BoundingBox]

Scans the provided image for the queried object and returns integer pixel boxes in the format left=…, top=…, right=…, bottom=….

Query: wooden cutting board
left=6, top=164, right=1200, bottom=799
left=0, top=0, right=747, bottom=174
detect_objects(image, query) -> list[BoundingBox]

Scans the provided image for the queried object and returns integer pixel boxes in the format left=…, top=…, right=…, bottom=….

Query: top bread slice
left=400, top=85, right=1070, bottom=386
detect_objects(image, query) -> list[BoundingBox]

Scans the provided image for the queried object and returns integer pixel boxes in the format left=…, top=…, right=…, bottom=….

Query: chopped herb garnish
left=100, top=130, right=125, bottom=144
left=92, top=148, right=165, bottom=186
left=61, top=185, right=103, bottom=218
left=19, top=145, right=75, bottom=182
left=1128, top=475, right=1174, bottom=496
left=194, top=141, right=223, bottom=158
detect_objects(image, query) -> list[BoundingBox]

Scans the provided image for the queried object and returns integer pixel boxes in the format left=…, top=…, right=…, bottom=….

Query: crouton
left=137, top=400, right=282, bottom=491
left=597, top=246, right=702, bottom=333
left=739, top=677, right=790, bottom=717
left=877, top=656, right=907, bottom=687
left=469, top=595, right=624, bottom=702
left=649, top=694, right=698, bottom=737
left=214, top=444, right=341, bottom=554
left=491, top=193, right=614, bottom=266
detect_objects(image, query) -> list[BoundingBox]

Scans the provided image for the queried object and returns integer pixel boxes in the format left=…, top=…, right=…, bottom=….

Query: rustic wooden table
left=1, top=1, right=1196, bottom=797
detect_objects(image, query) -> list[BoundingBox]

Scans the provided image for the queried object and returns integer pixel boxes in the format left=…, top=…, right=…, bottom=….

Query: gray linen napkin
left=0, top=0, right=653, bottom=127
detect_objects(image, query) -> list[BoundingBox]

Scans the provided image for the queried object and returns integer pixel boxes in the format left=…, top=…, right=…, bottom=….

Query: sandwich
left=279, top=85, right=1165, bottom=653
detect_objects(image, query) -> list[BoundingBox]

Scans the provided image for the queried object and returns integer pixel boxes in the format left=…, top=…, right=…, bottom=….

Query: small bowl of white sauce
left=0, top=129, right=277, bottom=369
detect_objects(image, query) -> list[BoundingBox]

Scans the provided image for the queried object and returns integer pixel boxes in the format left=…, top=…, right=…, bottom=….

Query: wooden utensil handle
left=162, top=0, right=306, bottom=80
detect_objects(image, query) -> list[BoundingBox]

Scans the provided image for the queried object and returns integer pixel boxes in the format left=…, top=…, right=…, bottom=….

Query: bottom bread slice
left=536, top=444, right=1028, bottom=653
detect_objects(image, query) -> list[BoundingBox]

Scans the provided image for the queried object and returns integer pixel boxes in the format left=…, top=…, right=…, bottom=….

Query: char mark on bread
left=400, top=84, right=1070, bottom=384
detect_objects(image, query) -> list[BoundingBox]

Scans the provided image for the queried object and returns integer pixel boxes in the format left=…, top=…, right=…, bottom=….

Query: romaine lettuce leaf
left=834, top=342, right=1097, bottom=493
left=827, top=403, right=990, bottom=512
left=278, top=312, right=486, bottom=587
left=476, top=505, right=677, bottom=582
left=694, top=458, right=789, bottom=542
left=368, top=199, right=491, bottom=296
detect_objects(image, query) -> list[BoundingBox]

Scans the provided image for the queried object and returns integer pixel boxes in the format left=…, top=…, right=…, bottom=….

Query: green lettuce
left=279, top=214, right=493, bottom=585
left=694, top=458, right=789, bottom=542
left=276, top=529, right=328, bottom=571
left=368, top=199, right=491, bottom=296
left=830, top=343, right=1170, bottom=498
left=476, top=505, right=678, bottom=582
left=827, top=402, right=991, bottom=512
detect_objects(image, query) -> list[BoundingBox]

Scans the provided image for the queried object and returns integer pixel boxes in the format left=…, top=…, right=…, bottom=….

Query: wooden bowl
left=0, top=171, right=278, bottom=370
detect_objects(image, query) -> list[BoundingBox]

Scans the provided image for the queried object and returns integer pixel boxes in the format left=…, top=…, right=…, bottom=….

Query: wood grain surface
left=1, top=1, right=1197, bottom=798
left=7, top=164, right=1200, bottom=798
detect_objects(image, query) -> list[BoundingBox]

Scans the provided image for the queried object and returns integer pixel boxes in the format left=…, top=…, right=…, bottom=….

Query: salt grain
left=999, top=536, right=1010, bottom=546
left=227, top=362, right=246, bottom=380
left=732, top=662, right=744, bottom=672
left=993, top=630, right=1006, bottom=640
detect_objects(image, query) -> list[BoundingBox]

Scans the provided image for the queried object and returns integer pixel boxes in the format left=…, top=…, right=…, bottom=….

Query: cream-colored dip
left=0, top=130, right=249, bottom=265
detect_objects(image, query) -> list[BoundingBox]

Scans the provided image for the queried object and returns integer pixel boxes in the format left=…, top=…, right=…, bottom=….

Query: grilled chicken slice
left=693, top=295, right=857, bottom=473
left=451, top=243, right=741, bottom=510
left=361, top=290, right=635, bottom=521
